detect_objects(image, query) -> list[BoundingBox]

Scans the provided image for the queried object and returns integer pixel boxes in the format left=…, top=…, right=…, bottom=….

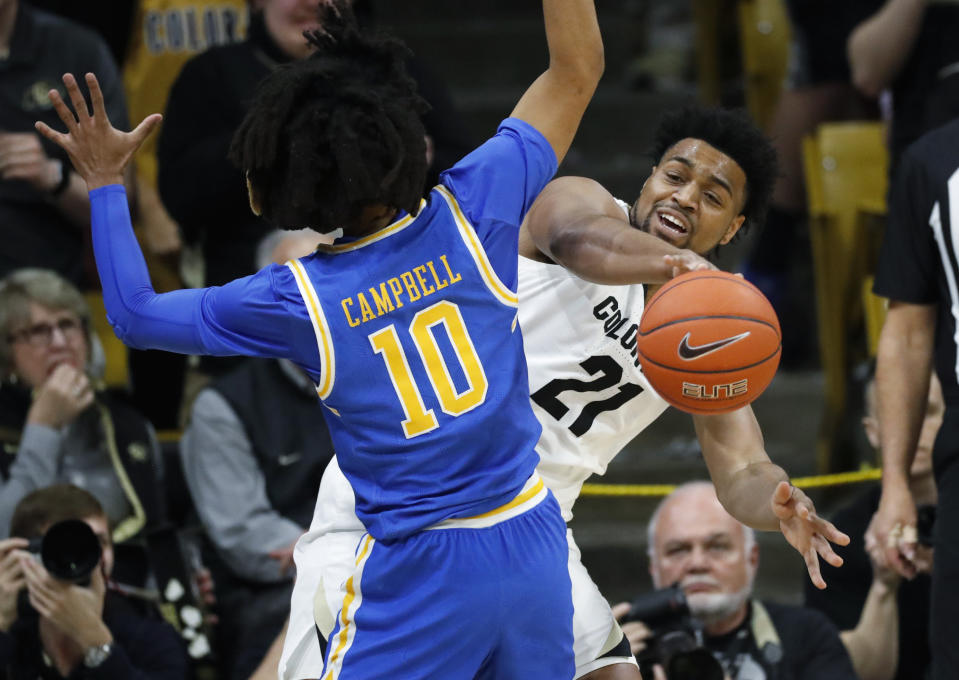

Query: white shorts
left=278, top=458, right=635, bottom=680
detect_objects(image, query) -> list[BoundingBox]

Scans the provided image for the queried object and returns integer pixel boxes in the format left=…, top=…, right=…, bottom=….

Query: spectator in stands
left=805, top=369, right=936, bottom=680
left=848, top=0, right=959, bottom=169
left=179, top=229, right=336, bottom=680
left=742, top=0, right=879, bottom=369
left=158, top=0, right=471, bottom=293
left=614, top=482, right=858, bottom=680
left=0, top=484, right=188, bottom=679
left=0, top=0, right=129, bottom=288
left=0, top=268, right=166, bottom=587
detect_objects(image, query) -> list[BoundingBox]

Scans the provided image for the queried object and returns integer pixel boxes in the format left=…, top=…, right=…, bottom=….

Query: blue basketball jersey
left=88, top=117, right=556, bottom=542
left=284, top=118, right=556, bottom=540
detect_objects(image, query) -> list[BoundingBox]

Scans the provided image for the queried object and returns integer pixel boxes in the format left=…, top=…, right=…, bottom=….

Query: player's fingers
left=46, top=88, right=79, bottom=135
left=129, top=114, right=163, bottom=150
left=814, top=534, right=843, bottom=568
left=62, top=73, right=90, bottom=122
left=33, top=122, right=66, bottom=148
left=804, top=548, right=826, bottom=590
left=772, top=480, right=792, bottom=505
left=85, top=73, right=107, bottom=120
left=770, top=484, right=796, bottom=521
left=815, top=517, right=850, bottom=547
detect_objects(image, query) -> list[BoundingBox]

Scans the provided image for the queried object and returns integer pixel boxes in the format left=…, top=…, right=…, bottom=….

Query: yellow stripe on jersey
left=464, top=476, right=544, bottom=520
left=286, top=259, right=335, bottom=399
left=315, top=201, right=426, bottom=254
left=434, top=185, right=518, bottom=307
left=323, top=534, right=375, bottom=680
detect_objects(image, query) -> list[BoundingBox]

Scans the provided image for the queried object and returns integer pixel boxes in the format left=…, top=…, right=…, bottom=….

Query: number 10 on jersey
left=369, top=301, right=489, bottom=438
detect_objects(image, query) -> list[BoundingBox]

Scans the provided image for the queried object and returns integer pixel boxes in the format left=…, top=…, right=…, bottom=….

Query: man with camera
left=0, top=484, right=188, bottom=678
left=615, top=482, right=857, bottom=680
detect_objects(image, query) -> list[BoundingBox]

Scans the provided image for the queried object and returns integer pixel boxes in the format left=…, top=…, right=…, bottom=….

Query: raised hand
left=34, top=73, right=161, bottom=190
left=26, top=363, right=94, bottom=429
left=771, top=481, right=850, bottom=589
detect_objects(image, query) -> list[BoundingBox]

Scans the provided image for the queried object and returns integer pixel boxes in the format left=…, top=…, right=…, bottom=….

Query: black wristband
left=49, top=160, right=71, bottom=198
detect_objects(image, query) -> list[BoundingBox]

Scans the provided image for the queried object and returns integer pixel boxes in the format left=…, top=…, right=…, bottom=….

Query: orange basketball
left=636, top=271, right=781, bottom=414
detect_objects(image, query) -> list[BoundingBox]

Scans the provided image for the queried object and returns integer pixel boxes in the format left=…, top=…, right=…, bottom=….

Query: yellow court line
left=580, top=468, right=883, bottom=497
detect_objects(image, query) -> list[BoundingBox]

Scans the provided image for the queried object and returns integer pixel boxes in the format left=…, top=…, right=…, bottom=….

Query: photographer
left=614, top=482, right=857, bottom=680
left=0, top=484, right=188, bottom=678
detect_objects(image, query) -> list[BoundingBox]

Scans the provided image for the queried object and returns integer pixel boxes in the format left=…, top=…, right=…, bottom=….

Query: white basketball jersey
left=518, top=199, right=669, bottom=521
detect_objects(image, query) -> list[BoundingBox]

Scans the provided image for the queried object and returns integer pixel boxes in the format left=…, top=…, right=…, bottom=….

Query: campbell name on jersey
left=518, top=201, right=669, bottom=520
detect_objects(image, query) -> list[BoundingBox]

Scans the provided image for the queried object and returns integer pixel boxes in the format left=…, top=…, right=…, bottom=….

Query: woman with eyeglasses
left=0, top=268, right=166, bottom=556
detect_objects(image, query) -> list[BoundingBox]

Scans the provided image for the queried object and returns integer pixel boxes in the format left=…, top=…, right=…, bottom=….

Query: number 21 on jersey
left=369, top=300, right=488, bottom=438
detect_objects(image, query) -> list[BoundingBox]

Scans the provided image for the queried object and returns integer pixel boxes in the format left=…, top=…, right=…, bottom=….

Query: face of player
left=631, top=138, right=747, bottom=254
left=8, top=303, right=89, bottom=390
left=259, top=0, right=323, bottom=60
left=649, top=485, right=757, bottom=628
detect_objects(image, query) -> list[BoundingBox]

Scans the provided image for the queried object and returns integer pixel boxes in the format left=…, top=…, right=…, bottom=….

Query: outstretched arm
left=695, top=407, right=850, bottom=589
left=510, top=0, right=604, bottom=166
left=35, top=74, right=297, bottom=360
left=519, top=176, right=714, bottom=281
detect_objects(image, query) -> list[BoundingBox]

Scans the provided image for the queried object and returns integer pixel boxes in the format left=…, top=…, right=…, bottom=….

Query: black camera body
left=623, top=584, right=725, bottom=680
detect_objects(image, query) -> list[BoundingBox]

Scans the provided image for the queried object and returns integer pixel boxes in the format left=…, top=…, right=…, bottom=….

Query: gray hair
left=646, top=481, right=756, bottom=560
left=0, top=269, right=93, bottom=374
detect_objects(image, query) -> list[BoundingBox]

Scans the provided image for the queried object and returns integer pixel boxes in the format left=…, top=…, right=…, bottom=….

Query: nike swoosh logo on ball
left=677, top=331, right=751, bottom=360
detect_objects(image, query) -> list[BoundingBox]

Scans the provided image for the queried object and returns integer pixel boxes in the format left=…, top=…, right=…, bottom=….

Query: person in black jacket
left=0, top=484, right=189, bottom=679
left=157, top=0, right=472, bottom=294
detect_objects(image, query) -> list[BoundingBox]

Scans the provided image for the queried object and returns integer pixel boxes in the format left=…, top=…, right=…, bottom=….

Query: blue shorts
left=321, top=478, right=574, bottom=680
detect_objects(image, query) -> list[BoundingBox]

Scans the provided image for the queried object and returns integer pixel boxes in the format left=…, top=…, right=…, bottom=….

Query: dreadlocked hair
left=229, top=0, right=430, bottom=233
left=651, top=106, right=778, bottom=240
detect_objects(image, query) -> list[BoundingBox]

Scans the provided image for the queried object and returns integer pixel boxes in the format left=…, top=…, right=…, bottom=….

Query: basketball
left=636, top=271, right=782, bottom=415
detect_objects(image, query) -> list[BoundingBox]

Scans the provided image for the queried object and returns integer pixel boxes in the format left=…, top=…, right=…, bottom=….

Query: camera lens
left=39, top=519, right=102, bottom=585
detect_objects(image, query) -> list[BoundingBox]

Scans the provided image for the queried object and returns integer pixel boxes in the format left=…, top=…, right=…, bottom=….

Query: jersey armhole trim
left=286, top=258, right=336, bottom=399
left=435, top=185, right=518, bottom=308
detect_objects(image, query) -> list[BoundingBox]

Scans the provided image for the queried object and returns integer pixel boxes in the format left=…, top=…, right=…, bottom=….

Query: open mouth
left=655, top=210, right=689, bottom=242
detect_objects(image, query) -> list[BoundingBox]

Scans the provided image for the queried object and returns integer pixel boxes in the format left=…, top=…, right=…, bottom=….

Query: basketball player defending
left=35, top=1, right=604, bottom=678
left=280, top=107, right=851, bottom=680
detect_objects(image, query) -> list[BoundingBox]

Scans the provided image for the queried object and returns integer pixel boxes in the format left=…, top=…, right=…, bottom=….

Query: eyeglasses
left=7, top=317, right=84, bottom=347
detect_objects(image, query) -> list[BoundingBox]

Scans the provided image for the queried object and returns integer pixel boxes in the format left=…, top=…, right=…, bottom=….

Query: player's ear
left=246, top=173, right=263, bottom=217
left=719, top=214, right=746, bottom=245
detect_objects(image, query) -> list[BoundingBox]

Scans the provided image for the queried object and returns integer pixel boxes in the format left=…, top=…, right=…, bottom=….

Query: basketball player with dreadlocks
left=279, top=108, right=852, bottom=680
left=35, top=1, right=603, bottom=677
